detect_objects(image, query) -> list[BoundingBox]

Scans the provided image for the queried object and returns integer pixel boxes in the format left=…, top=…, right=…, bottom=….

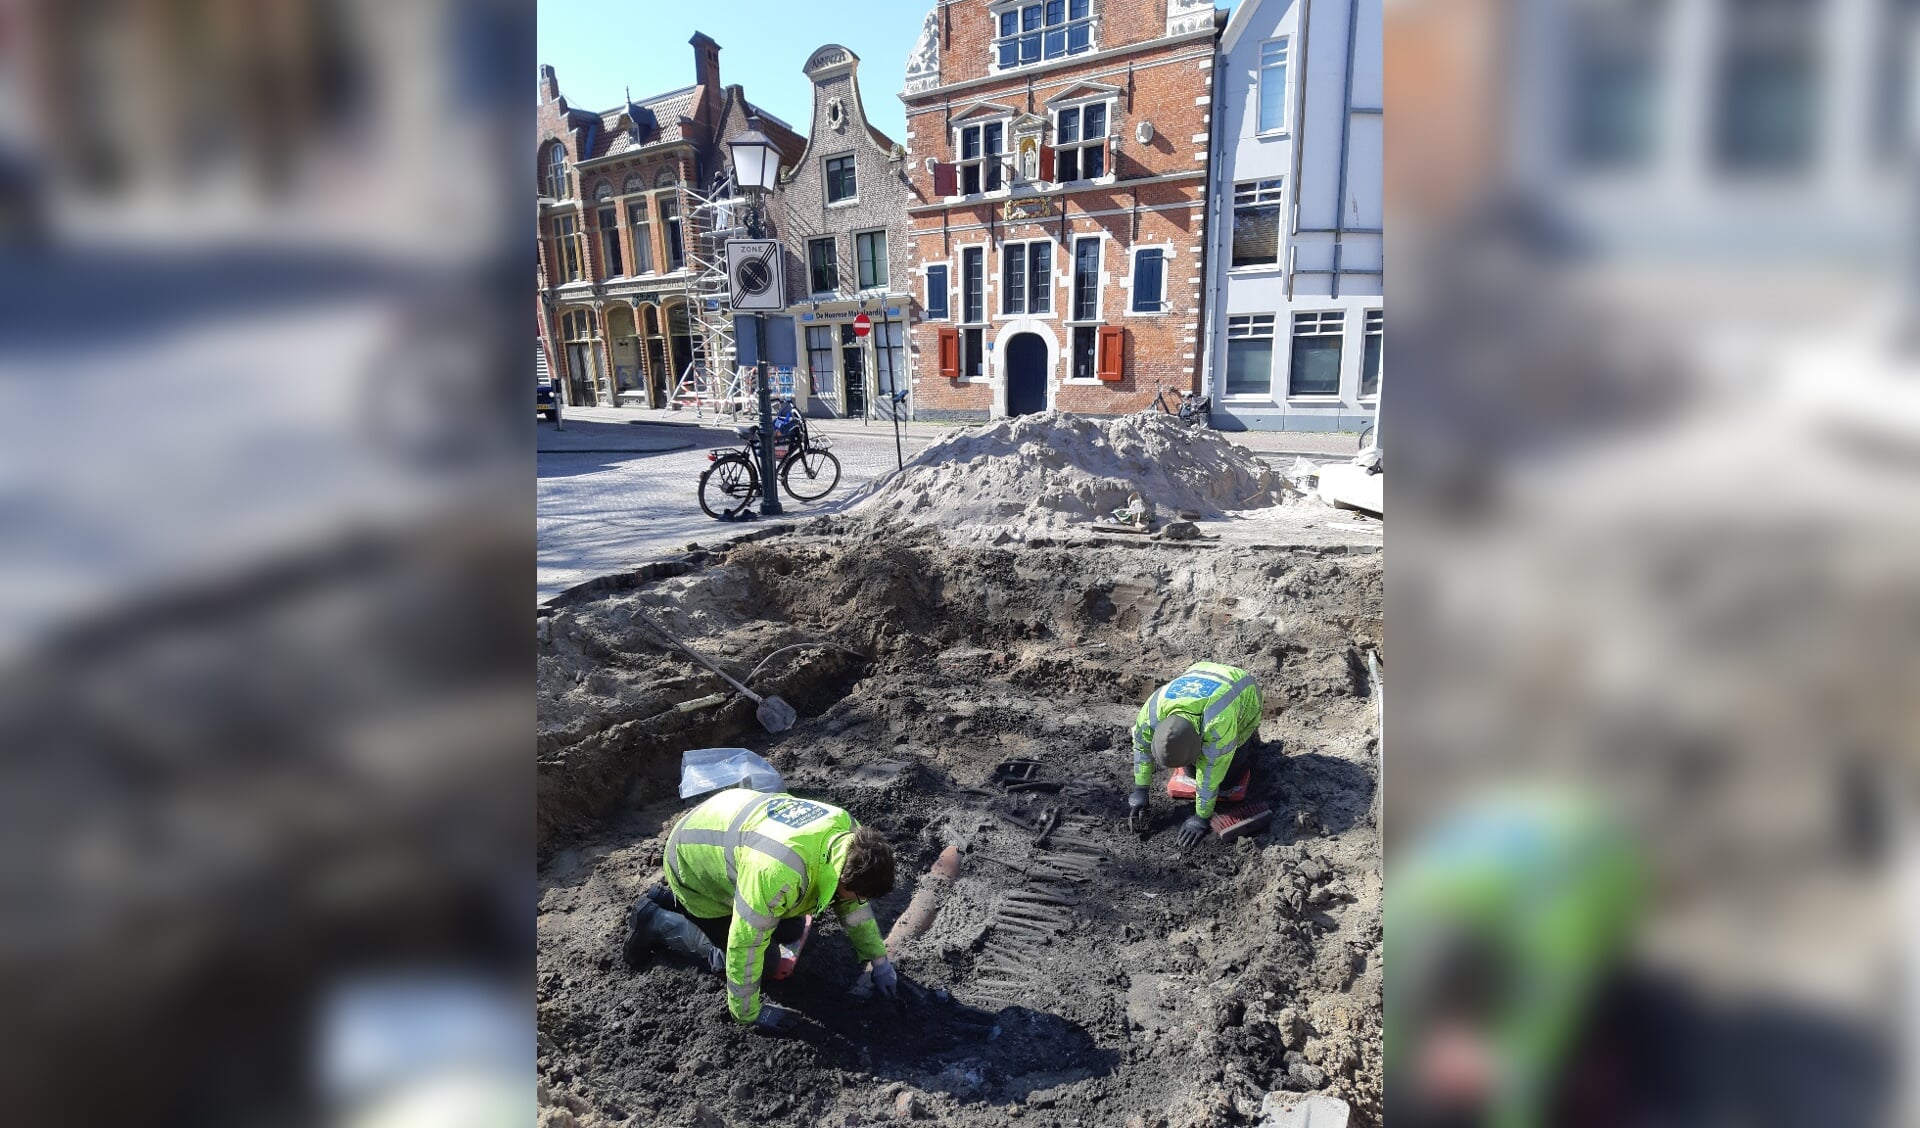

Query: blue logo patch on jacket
left=1165, top=675, right=1223, bottom=701
left=763, top=798, right=831, bottom=829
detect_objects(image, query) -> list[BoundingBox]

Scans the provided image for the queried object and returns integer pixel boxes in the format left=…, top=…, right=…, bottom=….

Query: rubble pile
left=847, top=411, right=1279, bottom=540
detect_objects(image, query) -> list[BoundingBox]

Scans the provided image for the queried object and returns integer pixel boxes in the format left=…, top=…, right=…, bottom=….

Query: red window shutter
left=932, top=161, right=957, bottom=196
left=1039, top=144, right=1056, bottom=183
left=938, top=327, right=960, bottom=379
left=1097, top=326, right=1125, bottom=382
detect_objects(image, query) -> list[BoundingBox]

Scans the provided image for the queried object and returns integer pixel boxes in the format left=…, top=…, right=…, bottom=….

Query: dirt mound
left=845, top=412, right=1279, bottom=540
left=536, top=522, right=1381, bottom=1126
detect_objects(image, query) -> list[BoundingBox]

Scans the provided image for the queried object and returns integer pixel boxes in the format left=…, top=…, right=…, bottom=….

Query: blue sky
left=537, top=1, right=1239, bottom=144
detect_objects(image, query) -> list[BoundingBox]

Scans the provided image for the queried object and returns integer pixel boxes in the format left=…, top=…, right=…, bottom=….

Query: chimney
left=539, top=64, right=561, bottom=104
left=690, top=33, right=721, bottom=91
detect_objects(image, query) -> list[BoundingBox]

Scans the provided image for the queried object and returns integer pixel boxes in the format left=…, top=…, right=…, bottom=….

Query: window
left=628, top=201, right=654, bottom=274
left=1713, top=3, right=1818, bottom=175
left=961, top=246, right=986, bottom=380
left=995, top=0, right=1093, bottom=68
left=1289, top=311, right=1344, bottom=396
left=1568, top=2, right=1659, bottom=170
left=957, top=122, right=1006, bottom=194
left=597, top=205, right=622, bottom=276
left=561, top=310, right=593, bottom=340
left=543, top=143, right=569, bottom=198
left=1258, top=39, right=1291, bottom=133
left=1231, top=179, right=1284, bottom=268
left=961, top=247, right=985, bottom=323
left=1070, top=236, right=1100, bottom=322
left=1071, top=326, right=1098, bottom=379
left=1054, top=103, right=1108, bottom=181
left=806, top=325, right=836, bottom=397
left=1131, top=248, right=1164, bottom=312
left=656, top=167, right=678, bottom=189
left=553, top=215, right=581, bottom=282
left=826, top=155, right=858, bottom=203
left=809, top=237, right=838, bottom=294
left=659, top=197, right=684, bottom=270
left=925, top=264, right=950, bottom=320
left=1225, top=314, right=1275, bottom=396
left=873, top=322, right=907, bottom=398
left=856, top=230, right=888, bottom=290
left=1000, top=241, right=1053, bottom=315
left=1361, top=310, right=1383, bottom=399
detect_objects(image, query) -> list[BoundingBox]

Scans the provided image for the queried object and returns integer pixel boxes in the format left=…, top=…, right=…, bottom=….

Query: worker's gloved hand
left=1177, top=815, right=1210, bottom=848
left=869, top=958, right=898, bottom=999
left=750, top=1004, right=803, bottom=1038
left=1127, top=787, right=1149, bottom=831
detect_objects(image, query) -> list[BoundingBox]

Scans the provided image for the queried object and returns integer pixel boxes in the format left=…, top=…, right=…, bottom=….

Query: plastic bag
left=679, top=747, right=784, bottom=800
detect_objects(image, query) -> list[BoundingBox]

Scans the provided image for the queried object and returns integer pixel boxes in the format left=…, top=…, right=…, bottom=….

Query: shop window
left=1361, top=310, right=1383, bottom=399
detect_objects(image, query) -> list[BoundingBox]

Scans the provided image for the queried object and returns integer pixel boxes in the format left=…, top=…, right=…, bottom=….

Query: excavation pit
left=537, top=517, right=1382, bottom=1127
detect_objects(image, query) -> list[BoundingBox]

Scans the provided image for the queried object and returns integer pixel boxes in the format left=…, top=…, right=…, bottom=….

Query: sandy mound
left=846, top=411, right=1278, bottom=539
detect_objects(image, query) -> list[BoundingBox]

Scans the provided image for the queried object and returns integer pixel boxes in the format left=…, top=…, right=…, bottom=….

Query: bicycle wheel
left=698, top=454, right=759, bottom=519
left=780, top=447, right=841, bottom=502
left=1358, top=423, right=1376, bottom=449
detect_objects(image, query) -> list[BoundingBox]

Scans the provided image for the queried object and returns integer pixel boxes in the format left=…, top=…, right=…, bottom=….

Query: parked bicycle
left=1147, top=384, right=1212, bottom=427
left=697, top=397, right=842, bottom=519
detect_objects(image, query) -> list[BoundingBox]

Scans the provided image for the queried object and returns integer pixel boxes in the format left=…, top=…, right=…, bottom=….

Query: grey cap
left=1151, top=714, right=1202, bottom=770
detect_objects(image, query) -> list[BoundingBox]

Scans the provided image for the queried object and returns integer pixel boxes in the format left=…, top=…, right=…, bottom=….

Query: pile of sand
left=846, top=411, right=1277, bottom=540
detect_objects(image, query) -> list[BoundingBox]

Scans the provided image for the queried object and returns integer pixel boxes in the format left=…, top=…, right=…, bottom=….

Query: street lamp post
left=727, top=121, right=784, bottom=517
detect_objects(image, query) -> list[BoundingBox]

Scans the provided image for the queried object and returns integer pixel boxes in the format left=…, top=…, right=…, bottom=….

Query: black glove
left=1127, top=787, right=1149, bottom=831
left=1177, top=815, right=1210, bottom=848
left=750, top=1003, right=803, bottom=1038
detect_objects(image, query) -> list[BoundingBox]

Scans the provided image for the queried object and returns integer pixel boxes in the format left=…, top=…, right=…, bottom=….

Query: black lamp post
left=727, top=121, right=784, bottom=516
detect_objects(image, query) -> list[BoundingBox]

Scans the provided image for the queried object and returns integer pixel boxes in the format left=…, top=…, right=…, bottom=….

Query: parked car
left=537, top=376, right=558, bottom=422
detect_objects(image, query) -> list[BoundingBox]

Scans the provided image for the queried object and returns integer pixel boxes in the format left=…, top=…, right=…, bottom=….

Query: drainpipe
left=1290, top=0, right=1320, bottom=303
left=1197, top=26, right=1225, bottom=411
left=1330, top=0, right=1360, bottom=300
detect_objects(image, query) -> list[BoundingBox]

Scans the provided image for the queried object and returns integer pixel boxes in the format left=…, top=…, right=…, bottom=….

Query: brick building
left=535, top=37, right=802, bottom=409
left=773, top=45, right=916, bottom=421
left=899, top=0, right=1225, bottom=420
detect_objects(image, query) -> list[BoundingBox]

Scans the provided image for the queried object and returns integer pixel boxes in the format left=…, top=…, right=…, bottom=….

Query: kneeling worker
left=1128, top=662, right=1263, bottom=847
left=623, top=788, right=898, bottom=1037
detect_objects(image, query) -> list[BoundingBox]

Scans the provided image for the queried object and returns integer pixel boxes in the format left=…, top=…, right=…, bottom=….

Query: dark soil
left=537, top=518, right=1382, bottom=1128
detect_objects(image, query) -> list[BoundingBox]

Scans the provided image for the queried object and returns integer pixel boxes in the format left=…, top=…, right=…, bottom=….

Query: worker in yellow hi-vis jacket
left=621, top=788, right=897, bottom=1038
left=1128, top=661, right=1264, bottom=847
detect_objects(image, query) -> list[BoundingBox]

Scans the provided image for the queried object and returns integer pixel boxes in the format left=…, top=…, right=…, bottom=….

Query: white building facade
left=1200, top=0, right=1383, bottom=431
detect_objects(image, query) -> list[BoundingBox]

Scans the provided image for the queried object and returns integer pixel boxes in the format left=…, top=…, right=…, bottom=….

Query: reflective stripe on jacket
left=664, top=788, right=888, bottom=1022
left=1131, top=662, right=1262, bottom=818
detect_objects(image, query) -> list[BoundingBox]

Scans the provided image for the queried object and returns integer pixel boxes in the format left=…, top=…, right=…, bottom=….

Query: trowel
left=632, top=611, right=799, bottom=733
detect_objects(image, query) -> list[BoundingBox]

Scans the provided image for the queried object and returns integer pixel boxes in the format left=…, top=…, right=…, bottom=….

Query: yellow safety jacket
left=664, top=788, right=889, bottom=1023
left=1131, top=661, right=1262, bottom=818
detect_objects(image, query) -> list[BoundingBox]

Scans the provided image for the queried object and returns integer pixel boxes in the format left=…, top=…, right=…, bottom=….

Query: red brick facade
left=903, top=0, right=1222, bottom=420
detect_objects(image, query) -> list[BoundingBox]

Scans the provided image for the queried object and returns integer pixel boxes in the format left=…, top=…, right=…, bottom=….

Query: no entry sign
left=851, top=312, right=872, bottom=338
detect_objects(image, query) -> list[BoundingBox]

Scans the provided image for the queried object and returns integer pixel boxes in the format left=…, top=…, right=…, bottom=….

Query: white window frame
left=953, top=119, right=1011, bottom=196
left=1359, top=308, right=1383, bottom=402
left=1127, top=245, right=1171, bottom=314
left=1051, top=98, right=1114, bottom=184
left=923, top=261, right=951, bottom=321
left=990, top=0, right=1097, bottom=73
left=1286, top=310, right=1346, bottom=401
left=997, top=238, right=1056, bottom=318
left=1229, top=178, right=1286, bottom=272
left=1257, top=37, right=1292, bottom=136
left=958, top=244, right=990, bottom=383
left=854, top=228, right=889, bottom=292
left=1065, top=233, right=1105, bottom=326
left=1223, top=313, right=1277, bottom=400
left=824, top=153, right=859, bottom=206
